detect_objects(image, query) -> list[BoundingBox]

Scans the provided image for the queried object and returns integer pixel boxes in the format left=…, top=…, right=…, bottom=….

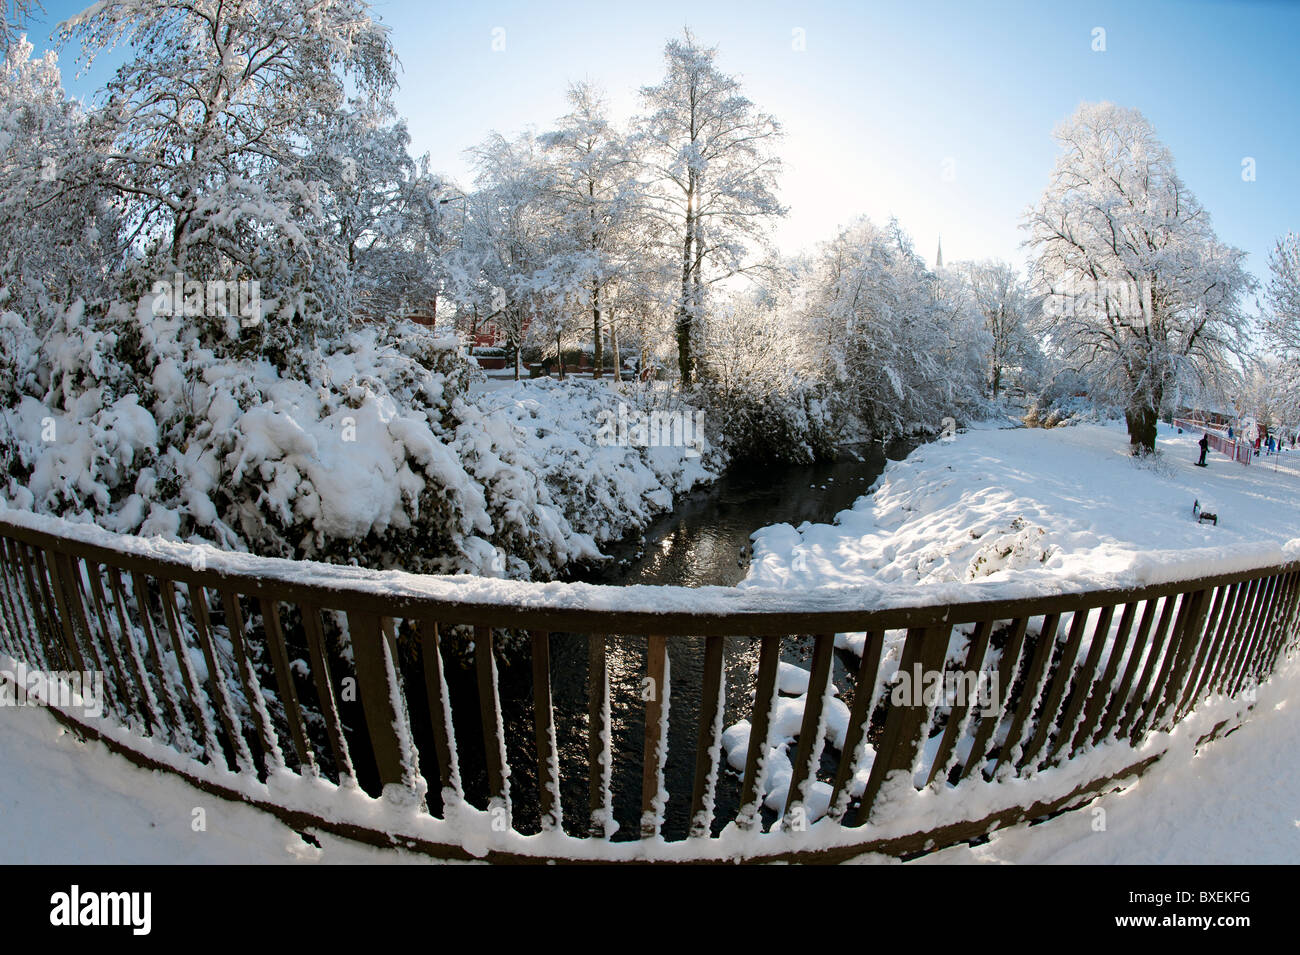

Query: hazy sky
left=21, top=0, right=1300, bottom=287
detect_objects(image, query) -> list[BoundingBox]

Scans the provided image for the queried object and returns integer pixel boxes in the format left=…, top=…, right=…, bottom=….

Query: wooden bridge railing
left=0, top=511, right=1297, bottom=863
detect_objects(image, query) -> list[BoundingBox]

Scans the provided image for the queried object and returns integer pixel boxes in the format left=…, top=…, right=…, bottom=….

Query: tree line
left=1, top=1, right=1293, bottom=460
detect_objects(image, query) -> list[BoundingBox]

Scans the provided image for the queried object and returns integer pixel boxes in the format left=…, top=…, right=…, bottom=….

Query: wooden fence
left=0, top=513, right=1297, bottom=863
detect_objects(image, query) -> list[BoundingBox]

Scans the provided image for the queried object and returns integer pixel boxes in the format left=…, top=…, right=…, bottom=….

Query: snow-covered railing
left=1, top=509, right=1298, bottom=863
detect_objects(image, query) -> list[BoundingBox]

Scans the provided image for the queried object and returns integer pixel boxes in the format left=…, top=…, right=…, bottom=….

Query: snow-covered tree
left=637, top=30, right=785, bottom=384
left=956, top=260, right=1040, bottom=398
left=304, top=99, right=454, bottom=323
left=538, top=82, right=640, bottom=378
left=450, top=132, right=564, bottom=377
left=61, top=0, right=397, bottom=366
left=1025, top=102, right=1254, bottom=454
left=1, top=0, right=40, bottom=53
left=801, top=217, right=983, bottom=436
left=1264, top=232, right=1300, bottom=352
left=0, top=36, right=120, bottom=325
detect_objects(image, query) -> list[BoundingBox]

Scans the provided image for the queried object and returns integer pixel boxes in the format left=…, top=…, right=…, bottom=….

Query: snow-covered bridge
left=0, top=508, right=1296, bottom=863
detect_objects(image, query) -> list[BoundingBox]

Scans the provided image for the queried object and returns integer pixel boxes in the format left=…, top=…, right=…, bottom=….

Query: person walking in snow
left=1198, top=433, right=1209, bottom=467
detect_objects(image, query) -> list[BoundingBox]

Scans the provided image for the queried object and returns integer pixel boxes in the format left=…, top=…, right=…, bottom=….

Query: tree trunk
left=676, top=176, right=696, bottom=384
left=592, top=279, right=603, bottom=379
left=1126, top=399, right=1159, bottom=454
left=611, top=320, right=622, bottom=383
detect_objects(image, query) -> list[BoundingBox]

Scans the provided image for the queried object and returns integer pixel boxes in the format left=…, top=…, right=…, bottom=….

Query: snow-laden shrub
left=456, top=378, right=721, bottom=576
left=699, top=376, right=845, bottom=463
left=0, top=299, right=720, bottom=579
left=1024, top=368, right=1119, bottom=429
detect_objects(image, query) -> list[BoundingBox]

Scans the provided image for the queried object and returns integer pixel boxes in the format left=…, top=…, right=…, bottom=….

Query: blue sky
left=20, top=0, right=1300, bottom=287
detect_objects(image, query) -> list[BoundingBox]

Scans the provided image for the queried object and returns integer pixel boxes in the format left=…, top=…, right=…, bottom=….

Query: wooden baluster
left=348, top=611, right=422, bottom=802
left=31, top=548, right=74, bottom=673
left=736, top=635, right=782, bottom=832
left=1251, top=572, right=1298, bottom=685
left=586, top=633, right=612, bottom=837
left=640, top=634, right=669, bottom=839
left=1264, top=572, right=1300, bottom=669
left=1020, top=608, right=1092, bottom=770
left=782, top=633, right=836, bottom=829
left=0, top=538, right=41, bottom=667
left=258, top=599, right=316, bottom=775
left=1096, top=598, right=1160, bottom=745
left=829, top=629, right=885, bottom=823
left=474, top=626, right=510, bottom=827
left=302, top=602, right=354, bottom=782
left=530, top=630, right=561, bottom=832
left=217, top=588, right=282, bottom=775
left=688, top=634, right=726, bottom=838
left=1048, top=604, right=1114, bottom=764
left=1220, top=576, right=1269, bottom=698
left=417, top=618, right=461, bottom=803
left=854, top=625, right=951, bottom=826
left=107, top=567, right=164, bottom=737
left=1174, top=584, right=1234, bottom=721
left=14, top=543, right=63, bottom=671
left=43, top=551, right=89, bottom=674
left=159, top=579, right=224, bottom=765
left=960, top=618, right=1029, bottom=781
left=130, top=571, right=195, bottom=752
left=1117, top=594, right=1181, bottom=743
left=188, top=583, right=253, bottom=773
left=995, top=613, right=1060, bottom=776
left=927, top=621, right=994, bottom=786
left=85, top=562, right=144, bottom=728
left=1070, top=603, right=1135, bottom=756
left=1203, top=581, right=1251, bottom=699
left=1150, top=589, right=1211, bottom=733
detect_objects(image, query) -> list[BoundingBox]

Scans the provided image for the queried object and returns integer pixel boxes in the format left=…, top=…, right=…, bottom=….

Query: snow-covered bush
left=696, top=294, right=848, bottom=462
left=1024, top=368, right=1119, bottom=429
left=0, top=299, right=719, bottom=579
left=455, top=378, right=720, bottom=575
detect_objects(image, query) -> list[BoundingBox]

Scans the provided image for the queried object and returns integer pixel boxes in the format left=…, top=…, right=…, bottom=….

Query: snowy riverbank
left=743, top=420, right=1300, bottom=592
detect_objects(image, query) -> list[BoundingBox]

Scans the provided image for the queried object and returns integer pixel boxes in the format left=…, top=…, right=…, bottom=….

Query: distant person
left=1228, top=425, right=1234, bottom=439
left=1198, top=433, right=1209, bottom=467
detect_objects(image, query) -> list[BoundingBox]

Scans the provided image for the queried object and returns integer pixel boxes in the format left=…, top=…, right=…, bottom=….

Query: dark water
left=439, top=439, right=917, bottom=841
left=575, top=438, right=916, bottom=589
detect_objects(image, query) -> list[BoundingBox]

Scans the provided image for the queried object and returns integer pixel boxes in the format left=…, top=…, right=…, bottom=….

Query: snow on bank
left=744, top=421, right=1300, bottom=593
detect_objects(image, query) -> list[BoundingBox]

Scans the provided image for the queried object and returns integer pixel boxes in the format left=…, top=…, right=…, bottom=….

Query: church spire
left=935, top=235, right=944, bottom=270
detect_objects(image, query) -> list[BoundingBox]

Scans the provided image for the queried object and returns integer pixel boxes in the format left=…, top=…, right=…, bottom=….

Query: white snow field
left=2, top=419, right=1298, bottom=864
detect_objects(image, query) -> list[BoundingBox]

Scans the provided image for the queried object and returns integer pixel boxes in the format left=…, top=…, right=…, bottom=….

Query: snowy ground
left=744, top=420, right=1300, bottom=590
